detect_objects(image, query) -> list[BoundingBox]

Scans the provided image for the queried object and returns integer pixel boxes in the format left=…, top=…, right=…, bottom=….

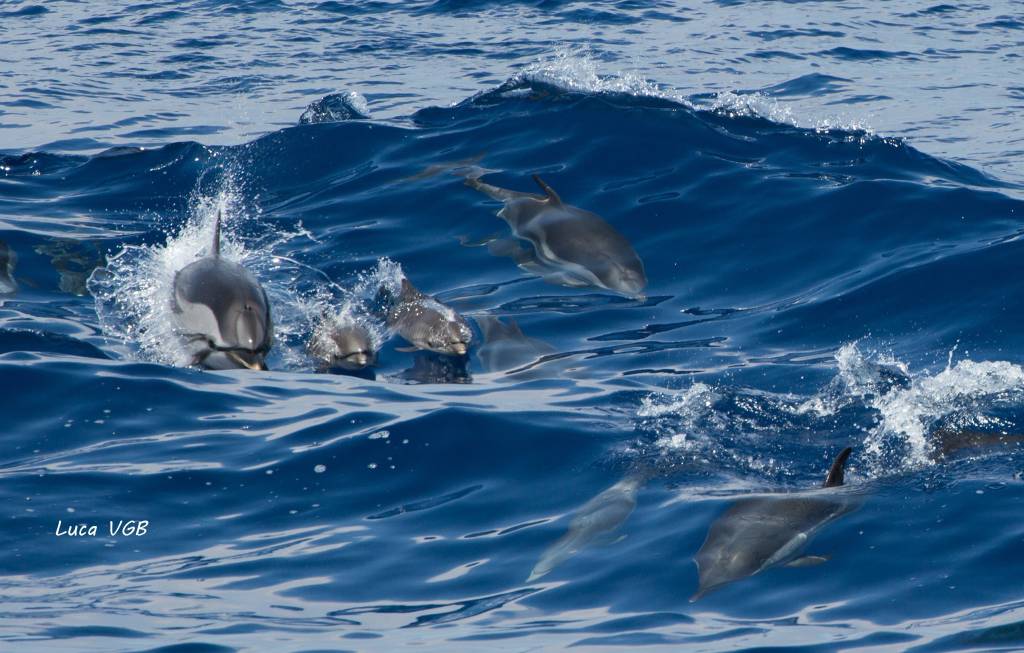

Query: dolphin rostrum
left=465, top=173, right=647, bottom=297
left=529, top=469, right=649, bottom=582
left=309, top=315, right=377, bottom=371
left=386, top=278, right=472, bottom=356
left=691, top=447, right=855, bottom=601
left=171, top=212, right=272, bottom=370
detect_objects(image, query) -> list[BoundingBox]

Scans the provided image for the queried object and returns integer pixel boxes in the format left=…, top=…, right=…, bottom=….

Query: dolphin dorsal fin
left=532, top=175, right=561, bottom=205
left=400, top=278, right=419, bottom=300
left=823, top=447, right=853, bottom=487
left=212, top=209, right=222, bottom=258
left=506, top=318, right=525, bottom=338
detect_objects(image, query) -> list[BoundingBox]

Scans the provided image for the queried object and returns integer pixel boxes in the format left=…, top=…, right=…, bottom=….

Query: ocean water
left=2, top=1, right=1024, bottom=651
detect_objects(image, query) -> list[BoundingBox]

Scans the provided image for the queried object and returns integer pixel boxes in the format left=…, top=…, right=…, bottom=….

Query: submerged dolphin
left=171, top=212, right=272, bottom=370
left=465, top=173, right=647, bottom=297
left=476, top=315, right=555, bottom=373
left=386, top=278, right=472, bottom=356
left=0, top=240, right=16, bottom=294
left=692, top=447, right=855, bottom=601
left=529, top=470, right=649, bottom=582
left=930, top=428, right=1024, bottom=462
left=309, top=316, right=377, bottom=371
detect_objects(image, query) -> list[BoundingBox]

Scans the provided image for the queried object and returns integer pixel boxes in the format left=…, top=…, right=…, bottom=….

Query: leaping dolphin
left=691, top=447, right=856, bottom=601
left=386, top=278, right=472, bottom=356
left=465, top=173, right=647, bottom=297
left=171, top=212, right=272, bottom=370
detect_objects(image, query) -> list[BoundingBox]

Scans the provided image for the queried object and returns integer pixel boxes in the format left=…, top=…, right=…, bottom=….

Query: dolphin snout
left=226, top=349, right=267, bottom=371
left=451, top=341, right=468, bottom=356
left=345, top=352, right=369, bottom=368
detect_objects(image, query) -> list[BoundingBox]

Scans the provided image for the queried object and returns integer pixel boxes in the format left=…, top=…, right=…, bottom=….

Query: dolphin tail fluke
left=212, top=209, right=222, bottom=258
left=823, top=447, right=853, bottom=487
left=531, top=175, right=561, bottom=204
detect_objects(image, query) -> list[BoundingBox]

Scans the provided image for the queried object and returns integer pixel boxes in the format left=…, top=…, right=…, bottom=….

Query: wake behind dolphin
left=466, top=173, right=647, bottom=297
left=170, top=212, right=273, bottom=370
left=691, top=447, right=856, bottom=601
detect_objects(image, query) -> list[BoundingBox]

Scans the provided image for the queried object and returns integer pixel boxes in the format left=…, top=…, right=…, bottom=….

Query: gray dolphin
left=0, top=240, right=16, bottom=294
left=465, top=173, right=647, bottom=297
left=476, top=315, right=555, bottom=372
left=691, top=447, right=855, bottom=601
left=386, top=278, right=472, bottom=356
left=529, top=470, right=649, bottom=582
left=171, top=212, right=272, bottom=370
left=309, top=317, right=377, bottom=371
left=930, top=428, right=1024, bottom=462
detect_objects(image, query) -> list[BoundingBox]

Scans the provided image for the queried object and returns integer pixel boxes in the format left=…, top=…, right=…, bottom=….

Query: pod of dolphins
left=1, top=167, right=1020, bottom=603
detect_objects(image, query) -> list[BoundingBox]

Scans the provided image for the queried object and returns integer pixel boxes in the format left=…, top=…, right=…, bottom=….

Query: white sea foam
left=510, top=46, right=878, bottom=138
left=637, top=342, right=1024, bottom=476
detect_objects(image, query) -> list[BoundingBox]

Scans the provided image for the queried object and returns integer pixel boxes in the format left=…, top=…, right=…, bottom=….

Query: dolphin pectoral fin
left=458, top=231, right=504, bottom=248
left=591, top=533, right=627, bottom=547
left=539, top=269, right=591, bottom=288
left=785, top=555, right=830, bottom=568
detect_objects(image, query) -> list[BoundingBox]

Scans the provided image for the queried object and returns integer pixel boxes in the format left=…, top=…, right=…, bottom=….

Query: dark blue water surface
left=3, top=1, right=1024, bottom=651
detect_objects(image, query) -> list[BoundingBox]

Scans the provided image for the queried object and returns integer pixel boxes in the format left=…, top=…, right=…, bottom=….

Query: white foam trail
left=868, top=357, right=1024, bottom=468
left=637, top=382, right=721, bottom=451
left=804, top=342, right=1024, bottom=471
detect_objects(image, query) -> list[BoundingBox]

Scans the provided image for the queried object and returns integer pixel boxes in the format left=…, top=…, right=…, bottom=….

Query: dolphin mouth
left=226, top=349, right=267, bottom=370
left=450, top=342, right=468, bottom=356
left=340, top=351, right=372, bottom=369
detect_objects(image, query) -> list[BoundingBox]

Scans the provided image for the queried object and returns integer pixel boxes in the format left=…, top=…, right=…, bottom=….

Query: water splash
left=708, top=90, right=878, bottom=139
left=509, top=46, right=881, bottom=139
left=87, top=170, right=317, bottom=370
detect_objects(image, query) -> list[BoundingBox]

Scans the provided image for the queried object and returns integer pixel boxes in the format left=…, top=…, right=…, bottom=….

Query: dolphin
left=475, top=315, right=555, bottom=373
left=309, top=316, right=377, bottom=371
left=386, top=278, right=472, bottom=356
left=171, top=212, right=272, bottom=370
left=0, top=240, right=16, bottom=294
left=929, top=428, right=1024, bottom=462
left=691, top=447, right=855, bottom=601
left=528, top=470, right=649, bottom=582
left=465, top=173, right=647, bottom=297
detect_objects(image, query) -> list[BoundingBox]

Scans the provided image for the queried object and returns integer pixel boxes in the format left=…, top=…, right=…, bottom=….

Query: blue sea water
left=2, top=1, right=1024, bottom=651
